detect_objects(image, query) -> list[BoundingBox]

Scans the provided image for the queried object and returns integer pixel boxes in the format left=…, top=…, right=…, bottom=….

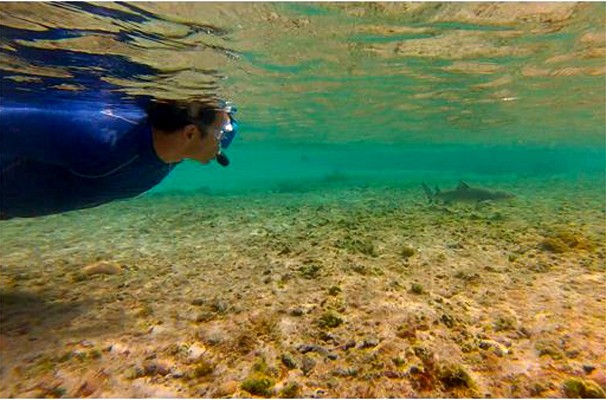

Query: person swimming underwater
left=0, top=99, right=238, bottom=219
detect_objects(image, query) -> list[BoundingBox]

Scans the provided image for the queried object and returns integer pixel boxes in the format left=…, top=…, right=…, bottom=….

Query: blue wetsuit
left=0, top=105, right=177, bottom=219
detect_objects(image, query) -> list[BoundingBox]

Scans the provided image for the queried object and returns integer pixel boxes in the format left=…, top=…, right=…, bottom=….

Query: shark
left=422, top=180, right=514, bottom=204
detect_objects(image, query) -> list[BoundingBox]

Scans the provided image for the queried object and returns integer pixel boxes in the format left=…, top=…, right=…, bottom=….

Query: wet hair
left=146, top=100, right=218, bottom=135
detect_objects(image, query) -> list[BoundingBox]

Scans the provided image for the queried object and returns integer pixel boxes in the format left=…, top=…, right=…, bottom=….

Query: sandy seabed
left=0, top=176, right=604, bottom=398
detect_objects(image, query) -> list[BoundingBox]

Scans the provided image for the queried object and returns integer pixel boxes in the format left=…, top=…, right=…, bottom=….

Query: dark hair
left=146, top=100, right=218, bottom=134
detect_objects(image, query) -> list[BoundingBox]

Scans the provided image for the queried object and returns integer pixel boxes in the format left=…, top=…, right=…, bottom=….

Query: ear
left=183, top=124, right=199, bottom=141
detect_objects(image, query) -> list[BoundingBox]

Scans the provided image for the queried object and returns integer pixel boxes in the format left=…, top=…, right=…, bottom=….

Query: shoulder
left=71, top=109, right=151, bottom=175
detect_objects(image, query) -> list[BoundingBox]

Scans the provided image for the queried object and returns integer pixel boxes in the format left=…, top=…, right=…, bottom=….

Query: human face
left=186, top=111, right=230, bottom=164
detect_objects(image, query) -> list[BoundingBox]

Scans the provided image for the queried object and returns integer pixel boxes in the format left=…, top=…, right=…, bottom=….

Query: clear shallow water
left=4, top=2, right=604, bottom=195
left=1, top=4, right=606, bottom=398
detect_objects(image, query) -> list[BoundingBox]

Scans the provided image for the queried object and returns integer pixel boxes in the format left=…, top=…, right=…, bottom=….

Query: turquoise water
left=1, top=2, right=604, bottom=195
left=1, top=3, right=605, bottom=398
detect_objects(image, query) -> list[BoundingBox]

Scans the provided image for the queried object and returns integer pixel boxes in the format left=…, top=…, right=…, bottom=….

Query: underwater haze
left=1, top=2, right=605, bottom=398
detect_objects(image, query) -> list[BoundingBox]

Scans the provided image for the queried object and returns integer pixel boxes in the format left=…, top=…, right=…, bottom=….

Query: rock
left=143, top=361, right=170, bottom=376
left=401, top=246, right=416, bottom=259
left=75, top=380, right=98, bottom=397
left=359, top=338, right=380, bottom=349
left=18, top=389, right=47, bottom=398
left=587, top=368, right=606, bottom=387
left=332, top=367, right=358, bottom=377
left=192, top=311, right=213, bottom=322
left=281, top=353, right=297, bottom=369
left=170, top=369, right=185, bottom=379
left=82, top=261, right=122, bottom=276
left=149, top=325, right=167, bottom=336
left=517, top=326, right=532, bottom=338
left=187, top=343, right=206, bottom=361
left=297, top=344, right=315, bottom=353
left=440, top=314, right=456, bottom=328
left=338, top=340, right=356, bottom=351
left=191, top=298, right=205, bottom=306
left=198, top=326, right=226, bottom=346
left=290, top=308, right=305, bottom=317
left=318, top=311, right=343, bottom=328
left=301, top=355, right=316, bottom=376
left=583, top=365, right=596, bottom=374
left=210, top=299, right=230, bottom=314
left=289, top=303, right=316, bottom=316
left=297, top=344, right=327, bottom=355
left=215, top=381, right=238, bottom=396
left=279, top=382, right=302, bottom=398
left=384, top=370, right=405, bottom=379
left=409, top=365, right=423, bottom=374
left=318, top=332, right=339, bottom=344
left=410, top=283, right=425, bottom=295
left=109, top=343, right=130, bottom=355
left=478, top=339, right=509, bottom=357
left=562, top=378, right=605, bottom=398
left=125, top=366, right=145, bottom=379
left=312, top=388, right=328, bottom=398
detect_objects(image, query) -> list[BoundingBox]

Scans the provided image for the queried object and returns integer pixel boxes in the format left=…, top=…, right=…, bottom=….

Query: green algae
left=401, top=246, right=416, bottom=259
left=279, top=382, right=302, bottom=398
left=437, top=364, right=477, bottom=392
left=328, top=285, right=342, bottom=296
left=318, top=310, right=344, bottom=329
left=241, top=357, right=277, bottom=397
left=410, top=282, right=425, bottom=295
left=396, top=324, right=417, bottom=340
left=299, top=263, right=322, bottom=279
left=189, top=359, right=215, bottom=379
left=562, top=378, right=605, bottom=398
left=241, top=374, right=275, bottom=397
left=336, top=236, right=378, bottom=257
left=251, top=357, right=270, bottom=374
left=230, top=331, right=258, bottom=355
left=493, top=314, right=517, bottom=331
left=45, top=386, right=67, bottom=398
left=539, top=237, right=570, bottom=253
left=280, top=353, right=297, bottom=369
left=535, top=339, right=564, bottom=360
left=539, top=229, right=596, bottom=253
left=392, top=356, right=406, bottom=367
left=250, top=313, right=281, bottom=342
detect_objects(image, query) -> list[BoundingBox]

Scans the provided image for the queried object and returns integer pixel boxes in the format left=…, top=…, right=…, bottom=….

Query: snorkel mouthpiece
left=216, top=151, right=230, bottom=167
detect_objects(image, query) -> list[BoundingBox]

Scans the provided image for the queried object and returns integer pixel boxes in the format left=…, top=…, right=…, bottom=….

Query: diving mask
left=215, top=101, right=238, bottom=167
left=217, top=102, right=238, bottom=149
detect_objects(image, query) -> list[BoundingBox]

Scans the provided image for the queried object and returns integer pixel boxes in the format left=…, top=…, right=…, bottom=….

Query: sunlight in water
left=1, top=2, right=604, bottom=146
left=0, top=3, right=605, bottom=399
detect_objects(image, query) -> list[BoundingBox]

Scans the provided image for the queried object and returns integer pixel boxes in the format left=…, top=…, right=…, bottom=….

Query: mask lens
left=220, top=117, right=237, bottom=149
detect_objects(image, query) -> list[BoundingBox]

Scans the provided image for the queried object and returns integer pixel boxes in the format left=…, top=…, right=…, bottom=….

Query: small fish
left=422, top=180, right=514, bottom=204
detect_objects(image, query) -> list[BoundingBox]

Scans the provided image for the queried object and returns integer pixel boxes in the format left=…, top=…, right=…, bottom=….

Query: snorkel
left=215, top=101, right=238, bottom=167
left=216, top=151, right=230, bottom=167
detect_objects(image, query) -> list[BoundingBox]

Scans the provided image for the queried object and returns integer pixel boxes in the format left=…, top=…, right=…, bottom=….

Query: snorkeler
left=0, top=100, right=238, bottom=220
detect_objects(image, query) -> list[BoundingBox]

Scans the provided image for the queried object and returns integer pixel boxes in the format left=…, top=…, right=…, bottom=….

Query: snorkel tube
left=216, top=152, right=230, bottom=166
left=216, top=101, right=238, bottom=167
